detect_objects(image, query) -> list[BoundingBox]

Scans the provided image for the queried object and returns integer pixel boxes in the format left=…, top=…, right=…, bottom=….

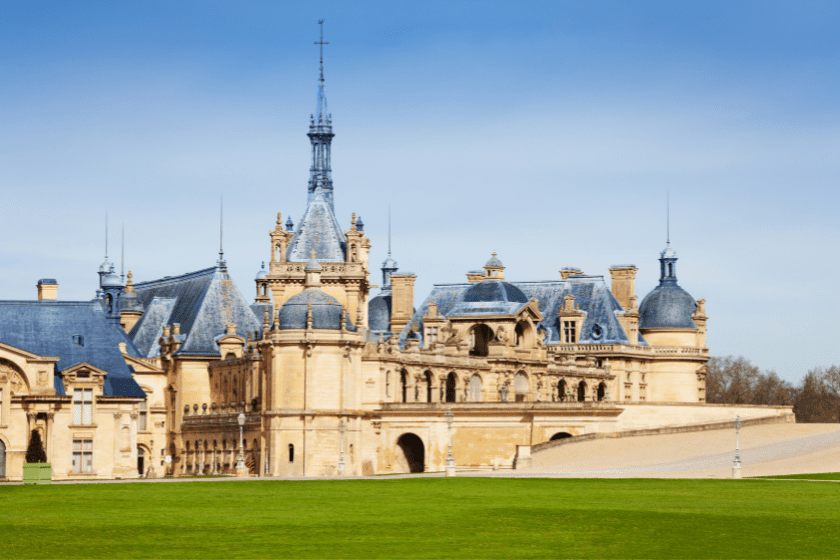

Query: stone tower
left=258, top=23, right=371, bottom=328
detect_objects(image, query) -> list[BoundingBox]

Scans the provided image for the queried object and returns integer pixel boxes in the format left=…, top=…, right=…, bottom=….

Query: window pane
left=73, top=402, right=82, bottom=425
left=84, top=389, right=92, bottom=402
left=72, top=452, right=80, bottom=473
left=139, top=412, right=147, bottom=431
left=83, top=452, right=92, bottom=473
left=82, top=440, right=92, bottom=451
left=83, top=403, right=91, bottom=425
left=73, top=440, right=81, bottom=451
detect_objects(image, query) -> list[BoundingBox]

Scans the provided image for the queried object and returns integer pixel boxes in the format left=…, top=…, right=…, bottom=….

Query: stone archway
left=445, top=373, right=457, bottom=403
left=550, top=432, right=573, bottom=441
left=396, top=433, right=425, bottom=473
left=137, top=446, right=146, bottom=476
left=469, top=325, right=493, bottom=357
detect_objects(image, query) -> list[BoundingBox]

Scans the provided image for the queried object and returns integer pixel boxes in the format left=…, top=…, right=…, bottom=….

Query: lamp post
left=732, top=415, right=742, bottom=479
left=338, top=418, right=346, bottom=476
left=236, top=411, right=248, bottom=477
left=445, top=408, right=456, bottom=477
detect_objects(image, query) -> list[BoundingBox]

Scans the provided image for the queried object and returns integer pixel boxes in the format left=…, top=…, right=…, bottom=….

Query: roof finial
left=105, top=211, right=109, bottom=261
left=315, top=19, right=328, bottom=85
left=388, top=203, right=392, bottom=257
left=121, top=223, right=125, bottom=282
left=218, top=195, right=225, bottom=266
left=666, top=191, right=670, bottom=247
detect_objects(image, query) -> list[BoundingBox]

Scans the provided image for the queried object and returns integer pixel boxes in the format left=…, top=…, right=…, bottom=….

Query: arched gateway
left=396, top=433, right=425, bottom=473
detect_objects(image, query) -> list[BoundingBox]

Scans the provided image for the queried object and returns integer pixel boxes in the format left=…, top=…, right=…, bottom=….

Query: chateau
left=0, top=35, right=789, bottom=481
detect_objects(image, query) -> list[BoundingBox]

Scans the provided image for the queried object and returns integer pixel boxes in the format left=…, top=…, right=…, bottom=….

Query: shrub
left=25, top=430, right=47, bottom=463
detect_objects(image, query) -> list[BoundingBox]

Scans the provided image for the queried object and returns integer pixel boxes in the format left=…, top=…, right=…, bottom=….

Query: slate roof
left=286, top=188, right=347, bottom=262
left=276, top=288, right=357, bottom=331
left=368, top=293, right=392, bottom=332
left=446, top=280, right=530, bottom=317
left=639, top=284, right=697, bottom=329
left=0, top=300, right=145, bottom=397
left=129, top=266, right=260, bottom=358
left=399, top=275, right=646, bottom=348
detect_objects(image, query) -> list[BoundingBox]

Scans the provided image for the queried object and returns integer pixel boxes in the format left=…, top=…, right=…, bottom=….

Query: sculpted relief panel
left=0, top=360, right=28, bottom=394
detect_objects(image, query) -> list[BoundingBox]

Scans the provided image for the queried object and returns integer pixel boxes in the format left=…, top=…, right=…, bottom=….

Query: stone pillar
left=45, top=412, right=54, bottom=462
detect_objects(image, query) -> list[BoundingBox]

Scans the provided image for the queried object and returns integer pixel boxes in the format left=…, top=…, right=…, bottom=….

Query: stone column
left=46, top=412, right=55, bottom=462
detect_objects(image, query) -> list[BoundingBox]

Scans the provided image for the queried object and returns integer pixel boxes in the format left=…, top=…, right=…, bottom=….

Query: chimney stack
left=608, top=265, right=638, bottom=312
left=37, top=279, right=58, bottom=300
left=389, top=273, right=417, bottom=335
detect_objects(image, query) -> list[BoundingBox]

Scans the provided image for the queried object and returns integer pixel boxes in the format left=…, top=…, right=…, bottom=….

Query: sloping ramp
left=524, top=423, right=840, bottom=478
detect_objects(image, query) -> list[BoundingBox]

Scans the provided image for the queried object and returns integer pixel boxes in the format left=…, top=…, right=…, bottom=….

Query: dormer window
left=72, top=335, right=84, bottom=347
left=426, top=327, right=439, bottom=344
left=563, top=321, right=577, bottom=343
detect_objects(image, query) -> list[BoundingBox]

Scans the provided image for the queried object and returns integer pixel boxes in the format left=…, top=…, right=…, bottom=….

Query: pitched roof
left=129, top=266, right=260, bottom=357
left=400, top=276, right=645, bottom=347
left=286, top=188, right=347, bottom=262
left=0, top=300, right=145, bottom=397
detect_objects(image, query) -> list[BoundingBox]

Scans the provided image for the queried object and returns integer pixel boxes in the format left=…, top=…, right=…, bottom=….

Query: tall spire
left=659, top=192, right=677, bottom=283
left=98, top=213, right=113, bottom=290
left=121, top=223, right=125, bottom=283
left=218, top=195, right=226, bottom=267
left=381, top=205, right=398, bottom=291
left=308, top=19, right=335, bottom=210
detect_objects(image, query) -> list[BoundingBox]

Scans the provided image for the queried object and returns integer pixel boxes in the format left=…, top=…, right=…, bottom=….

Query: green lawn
left=1, top=478, right=839, bottom=559
left=752, top=472, right=840, bottom=481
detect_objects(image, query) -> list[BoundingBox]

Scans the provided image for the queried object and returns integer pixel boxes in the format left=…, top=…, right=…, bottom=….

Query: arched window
left=598, top=382, right=606, bottom=402
left=469, top=375, right=482, bottom=402
left=514, top=372, right=529, bottom=402
left=469, top=325, right=493, bottom=357
left=400, top=370, right=408, bottom=403
left=558, top=379, right=567, bottom=402
left=289, top=444, right=294, bottom=463
left=515, top=323, right=525, bottom=346
left=137, top=447, right=145, bottom=477
left=424, top=371, right=433, bottom=403
left=445, top=373, right=457, bottom=403
left=577, top=381, right=587, bottom=402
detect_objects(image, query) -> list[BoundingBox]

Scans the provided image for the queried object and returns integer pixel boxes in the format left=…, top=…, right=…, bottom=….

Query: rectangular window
left=563, top=321, right=577, bottom=344
left=73, top=389, right=93, bottom=425
left=72, top=440, right=93, bottom=473
left=139, top=401, right=147, bottom=431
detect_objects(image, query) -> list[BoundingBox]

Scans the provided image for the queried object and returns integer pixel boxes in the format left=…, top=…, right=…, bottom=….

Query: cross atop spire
left=315, top=19, right=328, bottom=85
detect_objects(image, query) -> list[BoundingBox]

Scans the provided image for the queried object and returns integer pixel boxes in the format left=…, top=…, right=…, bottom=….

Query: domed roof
left=368, top=293, right=392, bottom=332
left=255, top=262, right=267, bottom=279
left=485, top=252, right=504, bottom=268
left=639, top=284, right=697, bottom=329
left=102, top=272, right=123, bottom=288
left=661, top=244, right=677, bottom=259
left=304, top=256, right=321, bottom=272
left=462, top=280, right=528, bottom=304
left=277, top=288, right=356, bottom=331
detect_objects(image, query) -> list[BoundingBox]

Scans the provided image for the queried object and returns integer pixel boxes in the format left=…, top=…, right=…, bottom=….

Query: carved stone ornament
left=0, top=362, right=27, bottom=394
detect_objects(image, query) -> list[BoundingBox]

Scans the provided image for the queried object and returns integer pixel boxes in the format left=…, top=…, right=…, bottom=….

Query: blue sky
left=1, top=1, right=839, bottom=381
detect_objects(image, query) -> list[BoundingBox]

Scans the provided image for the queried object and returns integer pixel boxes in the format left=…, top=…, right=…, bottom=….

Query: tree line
left=706, top=356, right=840, bottom=423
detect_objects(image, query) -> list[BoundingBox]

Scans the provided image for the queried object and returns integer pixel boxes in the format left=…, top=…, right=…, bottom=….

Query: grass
left=2, top=478, right=839, bottom=559
left=752, top=472, right=840, bottom=481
